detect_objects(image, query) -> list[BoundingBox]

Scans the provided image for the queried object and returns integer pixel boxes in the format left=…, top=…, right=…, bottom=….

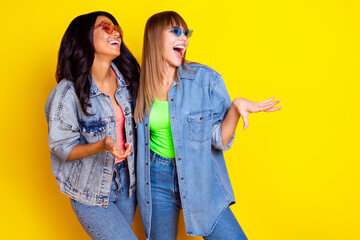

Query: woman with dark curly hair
left=45, top=11, right=139, bottom=240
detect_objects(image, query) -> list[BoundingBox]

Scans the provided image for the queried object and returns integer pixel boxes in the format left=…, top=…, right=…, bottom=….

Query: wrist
left=231, top=100, right=241, bottom=117
left=100, top=137, right=107, bottom=151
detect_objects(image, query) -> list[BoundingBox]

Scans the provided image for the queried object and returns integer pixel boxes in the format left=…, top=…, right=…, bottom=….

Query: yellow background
left=1, top=0, right=359, bottom=239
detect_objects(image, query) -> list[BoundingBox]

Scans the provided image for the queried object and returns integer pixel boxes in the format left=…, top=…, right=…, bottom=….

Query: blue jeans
left=149, top=150, right=247, bottom=240
left=70, top=161, right=137, bottom=240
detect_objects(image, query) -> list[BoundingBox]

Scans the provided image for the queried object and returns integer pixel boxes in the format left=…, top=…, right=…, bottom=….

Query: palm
left=233, top=97, right=281, bottom=129
left=104, top=136, right=132, bottom=159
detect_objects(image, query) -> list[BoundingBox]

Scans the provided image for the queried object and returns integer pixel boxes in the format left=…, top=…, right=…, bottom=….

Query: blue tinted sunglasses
left=169, top=26, right=193, bottom=38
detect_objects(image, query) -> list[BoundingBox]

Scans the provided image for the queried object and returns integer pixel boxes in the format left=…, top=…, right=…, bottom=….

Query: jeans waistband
left=114, top=160, right=127, bottom=175
left=150, top=149, right=175, bottom=165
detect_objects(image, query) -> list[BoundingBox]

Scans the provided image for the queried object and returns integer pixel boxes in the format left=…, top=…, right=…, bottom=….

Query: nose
left=179, top=31, right=187, bottom=41
left=113, top=31, right=121, bottom=39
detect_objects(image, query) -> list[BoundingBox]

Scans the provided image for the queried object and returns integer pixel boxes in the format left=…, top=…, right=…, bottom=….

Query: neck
left=91, top=55, right=114, bottom=83
left=162, top=63, right=177, bottom=85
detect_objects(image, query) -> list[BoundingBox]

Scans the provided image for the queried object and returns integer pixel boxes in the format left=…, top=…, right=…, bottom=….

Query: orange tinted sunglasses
left=94, top=20, right=123, bottom=38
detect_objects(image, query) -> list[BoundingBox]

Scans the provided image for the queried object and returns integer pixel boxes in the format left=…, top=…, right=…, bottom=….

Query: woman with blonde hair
left=135, top=11, right=281, bottom=240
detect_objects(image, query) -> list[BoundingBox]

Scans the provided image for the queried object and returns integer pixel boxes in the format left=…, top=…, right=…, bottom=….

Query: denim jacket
left=137, top=63, right=236, bottom=238
left=45, top=63, right=136, bottom=207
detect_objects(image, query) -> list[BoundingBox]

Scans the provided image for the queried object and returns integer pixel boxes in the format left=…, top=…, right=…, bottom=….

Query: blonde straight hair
left=134, top=11, right=189, bottom=123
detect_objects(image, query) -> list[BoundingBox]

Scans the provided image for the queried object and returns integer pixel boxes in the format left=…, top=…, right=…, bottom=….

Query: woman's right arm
left=220, top=97, right=281, bottom=148
left=46, top=83, right=131, bottom=162
left=66, top=137, right=132, bottom=161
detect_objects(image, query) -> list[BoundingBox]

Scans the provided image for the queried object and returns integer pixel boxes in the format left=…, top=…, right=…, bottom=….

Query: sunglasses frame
left=169, top=26, right=193, bottom=38
left=94, top=20, right=123, bottom=38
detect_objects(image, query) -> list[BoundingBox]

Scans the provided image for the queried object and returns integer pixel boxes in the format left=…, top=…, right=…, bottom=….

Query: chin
left=173, top=60, right=183, bottom=67
left=111, top=51, right=121, bottom=57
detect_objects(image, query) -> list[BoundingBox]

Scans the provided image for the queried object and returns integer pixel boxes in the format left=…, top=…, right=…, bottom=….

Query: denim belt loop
left=150, top=149, right=156, bottom=163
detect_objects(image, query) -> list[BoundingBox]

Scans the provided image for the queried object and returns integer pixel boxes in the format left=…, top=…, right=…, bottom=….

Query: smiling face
left=162, top=25, right=189, bottom=69
left=93, top=16, right=122, bottom=61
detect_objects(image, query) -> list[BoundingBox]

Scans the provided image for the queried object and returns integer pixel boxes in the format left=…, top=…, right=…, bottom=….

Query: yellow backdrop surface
left=1, top=0, right=359, bottom=239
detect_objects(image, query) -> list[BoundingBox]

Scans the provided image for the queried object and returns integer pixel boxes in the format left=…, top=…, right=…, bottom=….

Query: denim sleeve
left=210, top=75, right=235, bottom=151
left=46, top=86, right=80, bottom=161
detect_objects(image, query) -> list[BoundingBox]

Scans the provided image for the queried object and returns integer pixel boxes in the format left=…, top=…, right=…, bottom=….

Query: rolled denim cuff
left=51, top=140, right=78, bottom=161
left=47, top=120, right=80, bottom=161
left=211, top=123, right=235, bottom=151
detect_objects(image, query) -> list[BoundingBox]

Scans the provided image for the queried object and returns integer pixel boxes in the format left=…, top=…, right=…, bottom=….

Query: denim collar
left=89, top=62, right=128, bottom=97
left=170, top=63, right=196, bottom=88
left=177, top=63, right=196, bottom=80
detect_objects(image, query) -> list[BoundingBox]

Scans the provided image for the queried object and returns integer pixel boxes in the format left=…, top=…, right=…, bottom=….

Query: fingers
left=256, top=99, right=281, bottom=112
left=114, top=151, right=130, bottom=159
left=110, top=142, right=121, bottom=151
left=111, top=147, right=130, bottom=159
left=259, top=96, right=275, bottom=104
left=113, top=152, right=130, bottom=160
left=264, top=106, right=282, bottom=112
left=124, top=142, right=133, bottom=154
left=106, top=138, right=133, bottom=159
left=236, top=96, right=281, bottom=130
left=241, top=112, right=249, bottom=130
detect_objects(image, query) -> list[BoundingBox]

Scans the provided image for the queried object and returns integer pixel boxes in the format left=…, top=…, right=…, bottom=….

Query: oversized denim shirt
left=137, top=63, right=236, bottom=238
left=45, top=63, right=136, bottom=207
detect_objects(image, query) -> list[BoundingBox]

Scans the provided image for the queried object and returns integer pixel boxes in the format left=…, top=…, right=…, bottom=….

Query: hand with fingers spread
left=220, top=96, right=281, bottom=148
left=232, top=96, right=282, bottom=130
left=104, top=136, right=132, bottom=160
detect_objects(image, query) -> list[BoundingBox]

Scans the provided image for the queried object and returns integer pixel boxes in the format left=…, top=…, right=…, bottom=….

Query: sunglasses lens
left=114, top=26, right=123, bottom=38
left=184, top=30, right=189, bottom=37
left=186, top=30, right=193, bottom=38
left=170, top=27, right=192, bottom=38
left=172, top=27, right=182, bottom=37
left=103, top=24, right=113, bottom=34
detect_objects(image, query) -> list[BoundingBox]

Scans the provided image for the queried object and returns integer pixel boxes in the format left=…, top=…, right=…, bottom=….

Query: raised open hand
left=232, top=96, right=281, bottom=130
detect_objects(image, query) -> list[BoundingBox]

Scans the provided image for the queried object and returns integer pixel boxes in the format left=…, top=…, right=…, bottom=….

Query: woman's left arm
left=221, top=97, right=282, bottom=148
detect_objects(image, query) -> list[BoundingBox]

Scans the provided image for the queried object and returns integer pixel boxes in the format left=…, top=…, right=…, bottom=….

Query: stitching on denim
left=84, top=154, right=99, bottom=191
left=174, top=159, right=192, bottom=233
left=172, top=162, right=176, bottom=194
left=73, top=160, right=82, bottom=188
left=150, top=150, right=156, bottom=163
left=151, top=151, right=174, bottom=165
left=213, top=166, right=233, bottom=202
left=202, top=203, right=235, bottom=238
left=65, top=160, right=78, bottom=184
left=187, top=110, right=213, bottom=143
left=155, top=158, right=174, bottom=165
left=55, top=82, right=72, bottom=118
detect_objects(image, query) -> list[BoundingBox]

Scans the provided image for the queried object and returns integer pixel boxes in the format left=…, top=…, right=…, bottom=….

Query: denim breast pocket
left=79, top=120, right=107, bottom=143
left=187, top=109, right=213, bottom=143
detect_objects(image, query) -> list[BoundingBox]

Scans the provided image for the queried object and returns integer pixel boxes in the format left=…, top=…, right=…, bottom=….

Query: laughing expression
left=93, top=16, right=122, bottom=60
left=162, top=25, right=189, bottom=69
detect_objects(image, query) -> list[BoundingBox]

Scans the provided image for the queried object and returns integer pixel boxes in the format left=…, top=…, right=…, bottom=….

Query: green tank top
left=149, top=98, right=175, bottom=158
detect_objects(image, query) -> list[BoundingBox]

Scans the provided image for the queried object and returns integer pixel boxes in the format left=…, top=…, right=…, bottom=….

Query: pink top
left=114, top=104, right=126, bottom=163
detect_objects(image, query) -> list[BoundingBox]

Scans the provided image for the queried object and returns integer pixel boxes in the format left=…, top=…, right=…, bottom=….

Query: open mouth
left=109, top=40, right=121, bottom=47
left=173, top=45, right=185, bottom=58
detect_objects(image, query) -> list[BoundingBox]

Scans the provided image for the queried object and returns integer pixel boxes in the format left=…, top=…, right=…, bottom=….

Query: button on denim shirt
left=137, top=63, right=236, bottom=238
left=45, top=63, right=136, bottom=207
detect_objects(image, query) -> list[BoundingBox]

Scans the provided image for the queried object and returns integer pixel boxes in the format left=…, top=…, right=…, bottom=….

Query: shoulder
left=180, top=62, right=222, bottom=88
left=185, top=62, right=221, bottom=79
left=51, top=79, right=76, bottom=98
left=45, top=79, right=78, bottom=116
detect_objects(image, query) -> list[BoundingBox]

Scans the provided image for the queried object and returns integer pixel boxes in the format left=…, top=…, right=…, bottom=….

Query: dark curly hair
left=56, top=11, right=140, bottom=115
